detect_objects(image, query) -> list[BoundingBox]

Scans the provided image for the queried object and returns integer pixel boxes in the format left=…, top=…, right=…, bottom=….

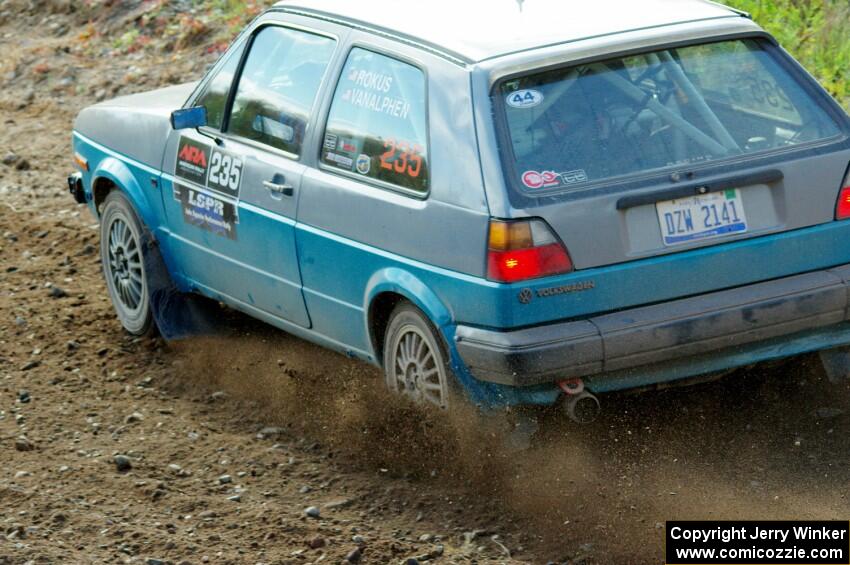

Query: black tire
left=99, top=191, right=154, bottom=336
left=382, top=302, right=457, bottom=409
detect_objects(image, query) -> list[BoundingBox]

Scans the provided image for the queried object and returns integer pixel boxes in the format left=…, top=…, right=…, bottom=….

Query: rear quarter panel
left=295, top=29, right=492, bottom=352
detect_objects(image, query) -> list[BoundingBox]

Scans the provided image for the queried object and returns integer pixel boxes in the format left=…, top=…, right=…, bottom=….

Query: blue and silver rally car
left=69, top=0, right=850, bottom=421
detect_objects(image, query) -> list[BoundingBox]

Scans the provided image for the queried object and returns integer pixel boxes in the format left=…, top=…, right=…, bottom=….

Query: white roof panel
left=274, top=0, right=744, bottom=62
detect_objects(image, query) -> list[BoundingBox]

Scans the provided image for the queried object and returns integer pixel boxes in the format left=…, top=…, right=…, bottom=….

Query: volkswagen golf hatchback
left=69, top=0, right=850, bottom=420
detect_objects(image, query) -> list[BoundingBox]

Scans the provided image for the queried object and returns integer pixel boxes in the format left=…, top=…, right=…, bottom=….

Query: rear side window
left=195, top=42, right=246, bottom=131
left=498, top=38, right=843, bottom=193
left=228, top=26, right=336, bottom=155
left=321, top=48, right=429, bottom=193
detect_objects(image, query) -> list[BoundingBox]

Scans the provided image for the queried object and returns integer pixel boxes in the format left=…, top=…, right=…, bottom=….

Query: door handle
left=263, top=174, right=294, bottom=197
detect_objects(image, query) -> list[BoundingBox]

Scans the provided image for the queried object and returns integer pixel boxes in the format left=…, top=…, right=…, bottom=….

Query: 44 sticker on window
left=506, top=89, right=544, bottom=109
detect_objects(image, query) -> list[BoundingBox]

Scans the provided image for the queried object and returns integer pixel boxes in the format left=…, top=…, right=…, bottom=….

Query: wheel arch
left=92, top=176, right=117, bottom=214
left=364, top=268, right=454, bottom=366
left=90, top=156, right=157, bottom=229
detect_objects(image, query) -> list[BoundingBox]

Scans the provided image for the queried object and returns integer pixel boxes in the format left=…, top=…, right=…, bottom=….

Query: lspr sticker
left=179, top=185, right=238, bottom=240
left=506, top=89, right=544, bottom=109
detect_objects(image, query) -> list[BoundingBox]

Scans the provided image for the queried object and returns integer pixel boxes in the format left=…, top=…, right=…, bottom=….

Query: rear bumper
left=455, top=264, right=850, bottom=387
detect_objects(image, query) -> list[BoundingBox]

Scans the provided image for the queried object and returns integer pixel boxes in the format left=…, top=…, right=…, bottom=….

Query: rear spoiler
left=702, top=1, right=752, bottom=19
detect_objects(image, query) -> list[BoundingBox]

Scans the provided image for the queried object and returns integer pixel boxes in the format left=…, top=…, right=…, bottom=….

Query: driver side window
left=195, top=42, right=246, bottom=131
left=227, top=26, right=337, bottom=156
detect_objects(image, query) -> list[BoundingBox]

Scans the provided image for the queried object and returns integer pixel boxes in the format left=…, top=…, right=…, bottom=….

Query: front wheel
left=100, top=191, right=154, bottom=336
left=383, top=303, right=456, bottom=409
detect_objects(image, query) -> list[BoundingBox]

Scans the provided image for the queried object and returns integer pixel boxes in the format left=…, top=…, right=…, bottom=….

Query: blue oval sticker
left=506, top=89, right=544, bottom=109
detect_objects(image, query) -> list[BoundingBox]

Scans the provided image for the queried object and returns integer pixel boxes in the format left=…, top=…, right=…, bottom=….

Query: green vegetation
left=76, top=0, right=848, bottom=112
left=731, top=0, right=850, bottom=110
left=79, top=0, right=272, bottom=57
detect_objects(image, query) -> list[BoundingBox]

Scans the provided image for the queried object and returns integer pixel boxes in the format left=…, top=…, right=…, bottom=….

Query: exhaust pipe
left=558, top=380, right=600, bottom=424
left=563, top=391, right=601, bottom=424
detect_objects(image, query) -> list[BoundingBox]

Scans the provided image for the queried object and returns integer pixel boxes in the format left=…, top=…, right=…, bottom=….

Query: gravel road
left=3, top=4, right=850, bottom=564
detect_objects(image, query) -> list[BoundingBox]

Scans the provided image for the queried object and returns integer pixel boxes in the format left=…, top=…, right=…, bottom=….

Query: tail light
left=837, top=169, right=850, bottom=220
left=487, top=219, right=573, bottom=283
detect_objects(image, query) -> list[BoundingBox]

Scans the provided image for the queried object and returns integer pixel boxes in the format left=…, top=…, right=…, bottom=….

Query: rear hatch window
left=498, top=38, right=843, bottom=194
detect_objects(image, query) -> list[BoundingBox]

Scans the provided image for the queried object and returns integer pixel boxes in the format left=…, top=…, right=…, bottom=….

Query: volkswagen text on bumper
left=457, top=265, right=850, bottom=387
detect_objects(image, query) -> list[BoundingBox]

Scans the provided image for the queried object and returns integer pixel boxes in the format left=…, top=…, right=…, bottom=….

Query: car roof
left=272, top=0, right=746, bottom=64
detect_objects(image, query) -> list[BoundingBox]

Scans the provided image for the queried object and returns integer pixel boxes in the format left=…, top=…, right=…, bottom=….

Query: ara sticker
left=522, top=169, right=588, bottom=190
left=355, top=154, right=371, bottom=175
left=506, top=89, right=544, bottom=109
left=175, top=136, right=211, bottom=185
left=178, top=184, right=238, bottom=240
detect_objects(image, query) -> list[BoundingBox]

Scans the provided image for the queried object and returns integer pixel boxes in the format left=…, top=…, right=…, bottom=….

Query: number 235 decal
left=207, top=148, right=242, bottom=197
left=380, top=138, right=424, bottom=179
left=175, top=137, right=243, bottom=198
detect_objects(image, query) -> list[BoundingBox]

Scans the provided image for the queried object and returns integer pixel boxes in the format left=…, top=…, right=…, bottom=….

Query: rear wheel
left=383, top=303, right=455, bottom=409
left=100, top=191, right=154, bottom=336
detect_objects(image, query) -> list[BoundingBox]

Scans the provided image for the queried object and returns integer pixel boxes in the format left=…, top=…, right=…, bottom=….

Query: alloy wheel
left=389, top=324, right=450, bottom=409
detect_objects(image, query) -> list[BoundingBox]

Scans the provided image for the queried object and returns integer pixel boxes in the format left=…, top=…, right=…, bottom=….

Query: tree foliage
left=732, top=0, right=850, bottom=110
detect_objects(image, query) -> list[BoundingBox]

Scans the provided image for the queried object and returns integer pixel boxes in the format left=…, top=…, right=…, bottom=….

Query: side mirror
left=170, top=106, right=208, bottom=130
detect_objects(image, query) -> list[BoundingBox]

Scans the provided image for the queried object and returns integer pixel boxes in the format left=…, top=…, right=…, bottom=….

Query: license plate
left=656, top=189, right=748, bottom=247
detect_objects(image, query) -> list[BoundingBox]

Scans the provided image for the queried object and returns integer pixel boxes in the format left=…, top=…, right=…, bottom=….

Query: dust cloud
left=166, top=326, right=850, bottom=561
